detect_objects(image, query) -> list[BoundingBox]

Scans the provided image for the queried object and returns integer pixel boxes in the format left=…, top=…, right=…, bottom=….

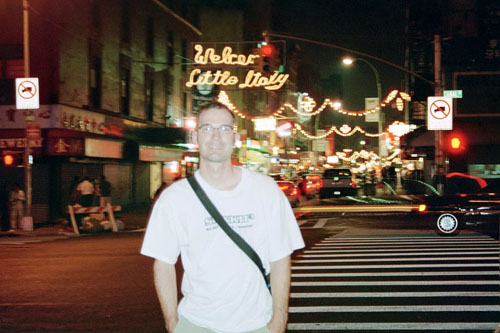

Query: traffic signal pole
left=433, top=35, right=444, bottom=195
left=23, top=0, right=33, bottom=227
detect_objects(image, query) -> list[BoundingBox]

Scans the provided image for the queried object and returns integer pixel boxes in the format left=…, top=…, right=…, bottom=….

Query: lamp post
left=342, top=56, right=384, bottom=156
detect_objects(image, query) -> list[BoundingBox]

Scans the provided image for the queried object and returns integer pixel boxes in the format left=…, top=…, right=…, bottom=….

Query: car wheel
left=434, top=213, right=461, bottom=236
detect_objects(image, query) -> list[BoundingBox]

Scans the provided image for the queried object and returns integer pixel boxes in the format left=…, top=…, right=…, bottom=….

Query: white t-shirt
left=77, top=180, right=94, bottom=195
left=141, top=168, right=304, bottom=333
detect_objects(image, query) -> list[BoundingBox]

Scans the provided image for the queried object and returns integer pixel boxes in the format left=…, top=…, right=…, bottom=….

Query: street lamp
left=341, top=56, right=384, bottom=156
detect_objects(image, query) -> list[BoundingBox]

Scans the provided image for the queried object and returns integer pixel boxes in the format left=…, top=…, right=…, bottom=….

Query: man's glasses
left=198, top=124, right=234, bottom=135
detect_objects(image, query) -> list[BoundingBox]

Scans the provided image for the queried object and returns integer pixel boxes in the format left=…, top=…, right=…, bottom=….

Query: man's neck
left=198, top=161, right=241, bottom=190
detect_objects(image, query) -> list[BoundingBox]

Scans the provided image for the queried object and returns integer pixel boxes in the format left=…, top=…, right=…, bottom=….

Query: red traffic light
left=450, top=137, right=461, bottom=149
left=260, top=44, right=274, bottom=57
left=447, top=133, right=465, bottom=152
left=3, top=154, right=15, bottom=166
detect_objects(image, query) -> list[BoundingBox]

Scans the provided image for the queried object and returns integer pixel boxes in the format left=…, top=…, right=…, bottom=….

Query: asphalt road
left=0, top=214, right=498, bottom=332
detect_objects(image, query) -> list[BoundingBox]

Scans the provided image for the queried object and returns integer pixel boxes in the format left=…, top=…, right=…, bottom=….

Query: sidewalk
left=0, top=205, right=152, bottom=238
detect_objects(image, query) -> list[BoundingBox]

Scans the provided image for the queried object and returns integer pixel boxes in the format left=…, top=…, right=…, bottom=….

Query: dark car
left=319, top=168, right=357, bottom=198
left=420, top=179, right=500, bottom=238
left=276, top=180, right=300, bottom=207
left=297, top=173, right=322, bottom=198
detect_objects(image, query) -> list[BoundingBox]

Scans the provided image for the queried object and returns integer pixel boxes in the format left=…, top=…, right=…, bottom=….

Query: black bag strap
left=187, top=175, right=270, bottom=292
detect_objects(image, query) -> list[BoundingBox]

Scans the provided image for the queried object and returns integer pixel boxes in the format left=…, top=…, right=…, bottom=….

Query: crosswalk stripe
left=292, top=263, right=499, bottom=269
left=287, top=322, right=499, bottom=330
left=289, top=305, right=499, bottom=312
left=299, top=251, right=498, bottom=258
left=290, top=291, right=500, bottom=297
left=318, top=240, right=497, bottom=245
left=293, top=256, right=497, bottom=263
left=305, top=247, right=498, bottom=253
left=292, top=270, right=499, bottom=277
left=291, top=280, right=499, bottom=286
left=313, top=218, right=328, bottom=228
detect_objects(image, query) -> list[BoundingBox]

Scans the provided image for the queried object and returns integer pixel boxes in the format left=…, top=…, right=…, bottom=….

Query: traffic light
left=2, top=154, right=22, bottom=167
left=447, top=133, right=466, bottom=153
left=259, top=43, right=275, bottom=74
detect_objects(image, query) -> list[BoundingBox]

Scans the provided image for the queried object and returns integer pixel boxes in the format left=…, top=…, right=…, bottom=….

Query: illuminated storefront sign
left=185, top=44, right=289, bottom=91
left=253, top=117, right=277, bottom=131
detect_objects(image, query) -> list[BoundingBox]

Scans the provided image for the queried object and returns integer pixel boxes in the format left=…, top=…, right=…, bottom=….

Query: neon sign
left=185, top=44, right=289, bottom=91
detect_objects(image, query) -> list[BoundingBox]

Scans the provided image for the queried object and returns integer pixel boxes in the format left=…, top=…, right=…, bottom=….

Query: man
left=77, top=176, right=94, bottom=207
left=141, top=102, right=304, bottom=333
left=97, top=175, right=112, bottom=207
left=9, top=184, right=25, bottom=230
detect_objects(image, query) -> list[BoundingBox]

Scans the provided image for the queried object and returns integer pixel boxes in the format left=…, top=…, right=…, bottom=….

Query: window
left=145, top=67, right=154, bottom=121
left=89, top=56, right=102, bottom=109
left=119, top=55, right=131, bottom=115
left=167, top=31, right=174, bottom=67
left=120, top=0, right=130, bottom=46
left=146, top=16, right=154, bottom=58
left=181, top=39, right=187, bottom=72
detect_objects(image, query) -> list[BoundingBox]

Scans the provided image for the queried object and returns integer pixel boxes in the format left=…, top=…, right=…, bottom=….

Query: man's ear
left=233, top=132, right=240, bottom=147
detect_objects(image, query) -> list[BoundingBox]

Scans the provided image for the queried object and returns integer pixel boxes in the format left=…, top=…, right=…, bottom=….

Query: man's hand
left=266, top=255, right=291, bottom=333
left=153, top=260, right=179, bottom=332
left=266, top=309, right=288, bottom=332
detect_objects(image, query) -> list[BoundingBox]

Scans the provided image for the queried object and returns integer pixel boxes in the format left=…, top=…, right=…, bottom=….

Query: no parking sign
left=427, top=96, right=453, bottom=130
left=15, top=77, right=39, bottom=109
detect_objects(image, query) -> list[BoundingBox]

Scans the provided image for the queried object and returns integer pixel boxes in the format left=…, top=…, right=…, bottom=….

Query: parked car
left=297, top=173, right=322, bottom=198
left=276, top=180, right=300, bottom=207
left=319, top=168, right=357, bottom=198
left=419, top=178, right=500, bottom=238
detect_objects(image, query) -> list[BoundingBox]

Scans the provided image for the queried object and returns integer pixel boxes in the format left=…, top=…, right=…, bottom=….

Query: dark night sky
left=271, top=0, right=409, bottom=110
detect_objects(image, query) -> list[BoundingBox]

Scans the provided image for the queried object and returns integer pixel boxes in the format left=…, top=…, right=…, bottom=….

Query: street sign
left=26, top=123, right=41, bottom=141
left=427, top=96, right=453, bottom=130
left=443, top=90, right=463, bottom=98
left=15, top=77, right=39, bottom=109
left=365, top=97, right=380, bottom=122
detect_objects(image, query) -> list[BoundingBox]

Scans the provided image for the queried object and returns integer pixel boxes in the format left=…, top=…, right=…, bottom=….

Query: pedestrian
left=97, top=175, right=112, bottom=207
left=69, top=176, right=81, bottom=205
left=8, top=183, right=25, bottom=230
left=141, top=101, right=305, bottom=333
left=77, top=176, right=94, bottom=207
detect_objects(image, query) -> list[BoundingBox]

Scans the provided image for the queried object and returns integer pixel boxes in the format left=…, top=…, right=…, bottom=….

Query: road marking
left=292, top=270, right=499, bottom=277
left=299, top=251, right=499, bottom=258
left=288, top=305, right=498, bottom=312
left=317, top=240, right=497, bottom=246
left=287, top=322, right=499, bottom=330
left=305, top=246, right=498, bottom=253
left=290, top=291, right=500, bottom=298
left=313, top=218, right=328, bottom=228
left=291, top=280, right=499, bottom=286
left=297, top=219, right=311, bottom=226
left=292, top=263, right=499, bottom=269
left=293, top=256, right=496, bottom=263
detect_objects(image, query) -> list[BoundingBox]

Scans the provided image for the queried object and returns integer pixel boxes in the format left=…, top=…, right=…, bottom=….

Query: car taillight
left=351, top=180, right=355, bottom=187
left=319, top=179, right=323, bottom=187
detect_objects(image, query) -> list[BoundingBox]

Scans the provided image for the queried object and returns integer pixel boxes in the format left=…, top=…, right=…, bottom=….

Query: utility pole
left=434, top=35, right=444, bottom=194
left=23, top=0, right=33, bottom=229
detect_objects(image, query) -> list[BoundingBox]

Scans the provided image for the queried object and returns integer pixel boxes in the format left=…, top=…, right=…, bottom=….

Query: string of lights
left=336, top=148, right=401, bottom=163
left=217, top=89, right=411, bottom=119
left=294, top=123, right=385, bottom=139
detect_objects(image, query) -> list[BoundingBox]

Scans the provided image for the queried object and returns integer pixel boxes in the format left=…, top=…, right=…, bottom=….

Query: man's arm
left=153, top=259, right=179, bottom=332
left=267, top=255, right=291, bottom=333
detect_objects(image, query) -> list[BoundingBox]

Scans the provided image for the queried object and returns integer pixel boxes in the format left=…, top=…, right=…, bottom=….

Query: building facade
left=0, top=0, right=201, bottom=222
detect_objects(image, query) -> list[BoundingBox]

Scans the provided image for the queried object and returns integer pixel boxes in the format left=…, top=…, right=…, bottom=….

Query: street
left=1, top=213, right=499, bottom=332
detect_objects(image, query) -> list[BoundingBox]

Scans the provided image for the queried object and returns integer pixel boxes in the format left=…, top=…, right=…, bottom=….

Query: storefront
left=0, top=104, right=187, bottom=223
